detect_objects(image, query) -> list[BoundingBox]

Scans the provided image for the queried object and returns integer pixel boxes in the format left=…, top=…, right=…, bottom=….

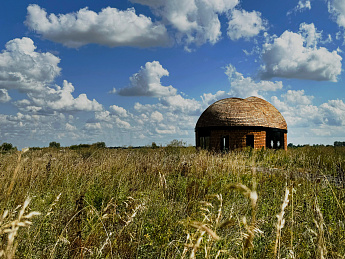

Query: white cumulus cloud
left=271, top=90, right=345, bottom=129
left=0, top=37, right=105, bottom=114
left=287, top=0, right=311, bottom=15
left=225, top=64, right=283, bottom=98
left=20, top=80, right=103, bottom=112
left=260, top=24, right=342, bottom=82
left=65, top=123, right=76, bottom=131
left=200, top=64, right=283, bottom=106
left=227, top=9, right=267, bottom=40
left=87, top=108, right=132, bottom=130
left=201, top=90, right=229, bottom=107
left=319, top=99, right=345, bottom=126
left=282, top=89, right=313, bottom=105
left=0, top=37, right=61, bottom=92
left=0, top=89, right=11, bottom=103
left=327, top=0, right=345, bottom=28
left=155, top=124, right=176, bottom=134
left=85, top=122, right=102, bottom=130
left=25, top=4, right=170, bottom=48
left=110, top=105, right=128, bottom=117
left=114, top=117, right=131, bottom=129
left=299, top=23, right=322, bottom=47
left=117, top=61, right=177, bottom=97
left=131, top=0, right=239, bottom=48
left=160, top=94, right=202, bottom=115
left=151, top=111, right=164, bottom=122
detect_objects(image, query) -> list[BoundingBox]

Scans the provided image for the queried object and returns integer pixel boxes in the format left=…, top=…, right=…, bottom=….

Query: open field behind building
left=1, top=146, right=345, bottom=258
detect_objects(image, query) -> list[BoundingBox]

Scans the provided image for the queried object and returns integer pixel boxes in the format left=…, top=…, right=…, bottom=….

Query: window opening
left=200, top=136, right=210, bottom=149
left=220, top=136, right=229, bottom=151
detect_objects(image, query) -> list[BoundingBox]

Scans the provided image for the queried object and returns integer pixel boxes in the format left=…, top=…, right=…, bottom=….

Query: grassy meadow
left=0, top=145, right=345, bottom=258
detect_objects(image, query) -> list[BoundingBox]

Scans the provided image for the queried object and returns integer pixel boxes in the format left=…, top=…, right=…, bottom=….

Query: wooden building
left=195, top=97, right=287, bottom=151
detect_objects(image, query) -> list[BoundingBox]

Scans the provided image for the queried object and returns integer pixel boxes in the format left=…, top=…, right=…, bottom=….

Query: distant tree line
left=288, top=142, right=345, bottom=148
left=2, top=140, right=344, bottom=152
left=69, top=142, right=106, bottom=150
left=334, top=141, right=345, bottom=147
left=33, top=141, right=107, bottom=150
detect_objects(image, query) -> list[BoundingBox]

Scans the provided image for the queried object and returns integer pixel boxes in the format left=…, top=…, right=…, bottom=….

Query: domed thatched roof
left=196, top=97, right=287, bottom=130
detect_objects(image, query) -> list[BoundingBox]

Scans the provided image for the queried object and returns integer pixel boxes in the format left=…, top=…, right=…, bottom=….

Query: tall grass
left=0, top=146, right=344, bottom=258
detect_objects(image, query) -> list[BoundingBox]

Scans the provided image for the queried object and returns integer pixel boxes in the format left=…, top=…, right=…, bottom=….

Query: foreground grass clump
left=0, top=146, right=345, bottom=258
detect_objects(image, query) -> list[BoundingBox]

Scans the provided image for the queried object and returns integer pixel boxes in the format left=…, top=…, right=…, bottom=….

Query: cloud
left=93, top=111, right=112, bottom=122
left=271, top=99, right=319, bottom=127
left=133, top=103, right=195, bottom=136
left=0, top=89, right=11, bottom=103
left=26, top=4, right=170, bottom=48
left=199, top=64, right=283, bottom=107
left=0, top=37, right=103, bottom=113
left=115, top=117, right=131, bottom=129
left=327, top=0, right=345, bottom=28
left=108, top=88, right=117, bottom=94
left=287, top=0, right=311, bottom=15
left=18, top=80, right=103, bottom=112
left=88, top=109, right=132, bottom=130
left=227, top=9, right=267, bottom=40
left=282, top=89, right=313, bottom=105
left=116, top=61, right=177, bottom=97
left=271, top=90, right=319, bottom=127
left=110, top=105, right=128, bottom=117
left=151, top=111, right=163, bottom=122
left=155, top=124, right=176, bottom=134
left=299, top=23, right=322, bottom=47
left=127, top=88, right=203, bottom=141
left=85, top=122, right=102, bottom=130
left=0, top=37, right=61, bottom=92
left=225, top=64, right=283, bottom=98
left=201, top=90, right=229, bottom=107
left=133, top=93, right=202, bottom=116
left=0, top=111, right=83, bottom=148
left=160, top=94, right=202, bottom=115
left=65, top=123, right=76, bottom=131
left=319, top=99, right=345, bottom=126
left=260, top=24, right=342, bottom=82
left=271, top=90, right=345, bottom=129
left=26, top=2, right=270, bottom=50
left=131, top=0, right=239, bottom=48
left=81, top=87, right=201, bottom=144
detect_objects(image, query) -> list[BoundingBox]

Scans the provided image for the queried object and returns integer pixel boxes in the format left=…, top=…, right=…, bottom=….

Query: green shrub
left=49, top=141, right=60, bottom=148
left=0, top=142, right=16, bottom=153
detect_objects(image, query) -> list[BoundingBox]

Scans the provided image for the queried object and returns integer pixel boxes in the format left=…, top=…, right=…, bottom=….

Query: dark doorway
left=220, top=136, right=229, bottom=151
left=246, top=135, right=254, bottom=148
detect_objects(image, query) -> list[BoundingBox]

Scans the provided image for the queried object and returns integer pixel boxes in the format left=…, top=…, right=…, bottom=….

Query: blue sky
left=0, top=0, right=345, bottom=148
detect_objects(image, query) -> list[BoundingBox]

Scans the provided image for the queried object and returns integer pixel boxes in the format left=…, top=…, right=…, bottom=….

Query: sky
left=0, top=0, right=345, bottom=149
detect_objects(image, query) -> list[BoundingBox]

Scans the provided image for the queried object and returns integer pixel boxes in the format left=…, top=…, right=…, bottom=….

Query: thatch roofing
left=196, top=96, right=287, bottom=130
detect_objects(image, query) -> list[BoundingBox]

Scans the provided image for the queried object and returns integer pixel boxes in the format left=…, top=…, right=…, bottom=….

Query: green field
left=1, top=146, right=344, bottom=258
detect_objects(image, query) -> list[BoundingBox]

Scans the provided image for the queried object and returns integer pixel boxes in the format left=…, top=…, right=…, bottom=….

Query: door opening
left=246, top=135, right=254, bottom=148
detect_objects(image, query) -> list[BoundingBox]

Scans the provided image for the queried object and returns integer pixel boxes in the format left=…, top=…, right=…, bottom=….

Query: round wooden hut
left=195, top=96, right=287, bottom=151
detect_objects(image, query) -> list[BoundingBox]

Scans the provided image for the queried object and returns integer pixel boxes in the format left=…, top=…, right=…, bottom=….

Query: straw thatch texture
left=196, top=97, right=287, bottom=130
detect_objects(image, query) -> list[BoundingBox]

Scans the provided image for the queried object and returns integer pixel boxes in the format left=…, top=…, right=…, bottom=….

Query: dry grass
left=0, top=197, right=40, bottom=258
left=274, top=187, right=290, bottom=258
left=0, top=146, right=344, bottom=258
